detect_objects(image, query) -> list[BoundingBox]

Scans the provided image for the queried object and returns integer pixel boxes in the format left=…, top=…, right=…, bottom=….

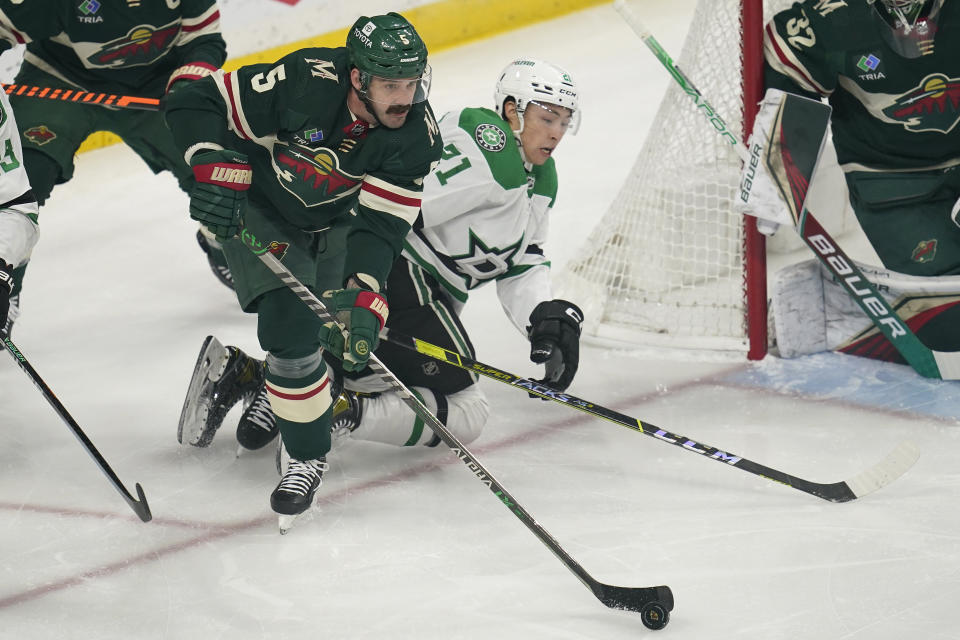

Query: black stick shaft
left=2, top=337, right=152, bottom=521
left=381, top=328, right=918, bottom=503
left=239, top=229, right=671, bottom=618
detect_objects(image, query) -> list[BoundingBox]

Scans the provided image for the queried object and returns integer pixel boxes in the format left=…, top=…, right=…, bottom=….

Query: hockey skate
left=196, top=229, right=235, bottom=290
left=271, top=441, right=327, bottom=534
left=330, top=389, right=364, bottom=444
left=178, top=336, right=263, bottom=447
left=235, top=382, right=278, bottom=452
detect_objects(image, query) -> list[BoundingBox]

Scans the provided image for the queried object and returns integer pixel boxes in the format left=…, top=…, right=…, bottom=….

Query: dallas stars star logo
left=452, top=230, right=523, bottom=289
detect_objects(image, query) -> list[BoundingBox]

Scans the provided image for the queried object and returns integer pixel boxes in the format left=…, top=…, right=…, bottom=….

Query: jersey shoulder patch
left=453, top=107, right=526, bottom=190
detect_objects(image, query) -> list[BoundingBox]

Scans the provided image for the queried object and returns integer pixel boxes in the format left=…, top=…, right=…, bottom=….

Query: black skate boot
left=271, top=452, right=328, bottom=533
left=178, top=336, right=263, bottom=447
left=196, top=229, right=235, bottom=290
left=330, top=389, right=364, bottom=444
left=236, top=381, right=278, bottom=451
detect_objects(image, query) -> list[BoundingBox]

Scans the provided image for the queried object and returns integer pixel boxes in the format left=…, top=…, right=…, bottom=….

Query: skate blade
left=278, top=513, right=299, bottom=534
left=277, top=497, right=320, bottom=534
left=177, top=336, right=231, bottom=446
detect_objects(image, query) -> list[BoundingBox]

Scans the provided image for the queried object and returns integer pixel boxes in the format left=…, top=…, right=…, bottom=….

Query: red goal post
left=556, top=0, right=797, bottom=356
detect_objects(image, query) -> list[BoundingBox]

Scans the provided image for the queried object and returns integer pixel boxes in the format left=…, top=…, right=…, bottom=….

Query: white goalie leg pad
left=773, top=258, right=960, bottom=357
left=771, top=259, right=828, bottom=358
left=350, top=383, right=490, bottom=447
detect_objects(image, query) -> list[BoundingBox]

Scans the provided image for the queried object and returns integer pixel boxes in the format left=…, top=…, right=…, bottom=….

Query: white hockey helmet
left=494, top=59, right=581, bottom=134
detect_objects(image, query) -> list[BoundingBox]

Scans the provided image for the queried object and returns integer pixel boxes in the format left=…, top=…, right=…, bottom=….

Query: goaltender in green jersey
left=163, top=12, right=441, bottom=531
left=760, top=0, right=960, bottom=363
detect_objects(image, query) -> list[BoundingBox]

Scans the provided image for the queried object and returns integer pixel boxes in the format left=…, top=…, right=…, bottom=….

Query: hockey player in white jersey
left=0, top=91, right=39, bottom=337
left=179, top=58, right=584, bottom=455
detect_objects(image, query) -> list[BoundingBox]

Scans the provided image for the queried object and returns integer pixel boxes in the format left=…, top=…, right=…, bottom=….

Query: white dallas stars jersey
left=403, top=106, right=559, bottom=334
left=0, top=90, right=38, bottom=268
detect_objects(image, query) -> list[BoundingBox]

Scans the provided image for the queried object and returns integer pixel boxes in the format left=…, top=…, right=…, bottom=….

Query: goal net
left=556, top=0, right=805, bottom=354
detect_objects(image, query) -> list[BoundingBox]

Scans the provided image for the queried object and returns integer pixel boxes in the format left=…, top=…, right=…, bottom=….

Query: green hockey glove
left=189, top=149, right=251, bottom=242
left=165, top=61, right=218, bottom=94
left=317, top=287, right=389, bottom=372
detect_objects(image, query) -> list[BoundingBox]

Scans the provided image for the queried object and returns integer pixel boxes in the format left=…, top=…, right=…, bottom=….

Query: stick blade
left=843, top=440, right=920, bottom=501
left=596, top=583, right=674, bottom=630
left=128, top=483, right=152, bottom=522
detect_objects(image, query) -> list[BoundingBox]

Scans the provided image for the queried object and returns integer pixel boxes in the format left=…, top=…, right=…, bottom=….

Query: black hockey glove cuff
left=527, top=299, right=584, bottom=394
left=0, top=260, right=14, bottom=334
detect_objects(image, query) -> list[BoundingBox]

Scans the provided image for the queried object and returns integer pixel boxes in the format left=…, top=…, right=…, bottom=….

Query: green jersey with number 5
left=164, top=46, right=442, bottom=284
left=404, top=106, right=558, bottom=333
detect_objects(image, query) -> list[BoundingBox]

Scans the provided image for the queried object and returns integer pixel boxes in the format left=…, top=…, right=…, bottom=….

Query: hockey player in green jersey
left=0, top=0, right=229, bottom=335
left=178, top=59, right=583, bottom=470
left=164, top=12, right=442, bottom=530
left=754, top=0, right=960, bottom=363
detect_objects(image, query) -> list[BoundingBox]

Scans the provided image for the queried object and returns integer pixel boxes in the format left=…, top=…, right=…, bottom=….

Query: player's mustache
left=386, top=103, right=411, bottom=115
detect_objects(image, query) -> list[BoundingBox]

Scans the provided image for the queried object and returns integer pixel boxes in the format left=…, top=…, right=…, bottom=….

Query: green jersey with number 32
left=764, top=0, right=960, bottom=171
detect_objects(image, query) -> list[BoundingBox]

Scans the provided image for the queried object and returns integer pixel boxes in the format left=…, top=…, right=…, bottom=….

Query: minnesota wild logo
left=911, top=239, right=937, bottom=263
left=88, top=23, right=180, bottom=67
left=273, top=142, right=361, bottom=207
left=240, top=228, right=290, bottom=260
left=883, top=73, right=960, bottom=133
left=24, top=125, right=57, bottom=145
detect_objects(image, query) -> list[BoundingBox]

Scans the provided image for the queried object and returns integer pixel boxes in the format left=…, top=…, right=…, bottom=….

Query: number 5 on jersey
left=251, top=64, right=287, bottom=93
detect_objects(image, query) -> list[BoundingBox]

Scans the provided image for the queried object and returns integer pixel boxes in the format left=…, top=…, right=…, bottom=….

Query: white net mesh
left=557, top=0, right=795, bottom=351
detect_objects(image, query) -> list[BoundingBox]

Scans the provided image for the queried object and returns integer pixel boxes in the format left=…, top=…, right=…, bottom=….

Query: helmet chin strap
left=507, top=108, right=532, bottom=169
left=354, top=72, right=385, bottom=128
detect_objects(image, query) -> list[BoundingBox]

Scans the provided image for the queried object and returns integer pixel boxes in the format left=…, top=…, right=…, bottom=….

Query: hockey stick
left=2, top=337, right=152, bottom=522
left=238, top=228, right=673, bottom=629
left=2, top=83, right=159, bottom=111
left=381, top=328, right=920, bottom=503
left=614, top=0, right=960, bottom=380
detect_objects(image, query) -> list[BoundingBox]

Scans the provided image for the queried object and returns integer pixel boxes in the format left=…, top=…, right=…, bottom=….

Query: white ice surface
left=2, top=3, right=960, bottom=639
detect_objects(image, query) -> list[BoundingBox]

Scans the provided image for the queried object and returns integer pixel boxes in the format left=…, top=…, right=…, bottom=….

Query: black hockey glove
left=527, top=299, right=584, bottom=395
left=189, top=149, right=251, bottom=242
left=0, top=260, right=13, bottom=336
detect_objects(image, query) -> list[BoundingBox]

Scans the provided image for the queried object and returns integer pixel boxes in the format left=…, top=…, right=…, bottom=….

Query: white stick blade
left=845, top=441, right=920, bottom=498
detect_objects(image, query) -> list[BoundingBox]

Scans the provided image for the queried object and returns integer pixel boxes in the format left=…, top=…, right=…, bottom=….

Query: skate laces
left=277, top=458, right=328, bottom=496
left=243, top=386, right=274, bottom=431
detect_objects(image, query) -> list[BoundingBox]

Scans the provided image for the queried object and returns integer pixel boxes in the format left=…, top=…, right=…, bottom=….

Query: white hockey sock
left=350, top=384, right=490, bottom=447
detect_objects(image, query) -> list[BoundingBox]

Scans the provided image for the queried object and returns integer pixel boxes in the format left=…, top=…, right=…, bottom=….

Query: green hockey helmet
left=347, top=13, right=428, bottom=80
